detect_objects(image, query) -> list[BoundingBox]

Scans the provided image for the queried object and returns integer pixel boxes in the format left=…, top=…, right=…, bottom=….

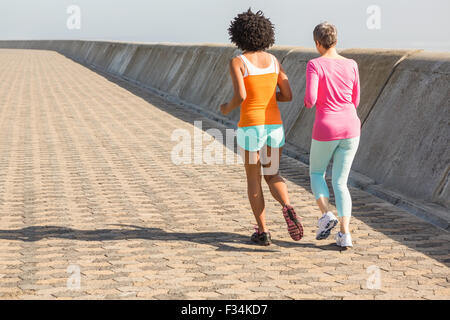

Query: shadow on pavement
left=0, top=224, right=344, bottom=253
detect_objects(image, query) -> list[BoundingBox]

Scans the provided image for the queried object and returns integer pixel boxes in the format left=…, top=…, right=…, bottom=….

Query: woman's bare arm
left=276, top=62, right=293, bottom=102
left=220, top=57, right=246, bottom=115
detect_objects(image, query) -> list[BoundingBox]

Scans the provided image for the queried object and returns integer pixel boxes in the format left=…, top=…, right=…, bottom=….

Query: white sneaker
left=316, top=211, right=338, bottom=240
left=335, top=232, right=353, bottom=247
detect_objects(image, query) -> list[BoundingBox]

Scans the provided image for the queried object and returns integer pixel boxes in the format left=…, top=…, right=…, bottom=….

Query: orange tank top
left=237, top=53, right=282, bottom=128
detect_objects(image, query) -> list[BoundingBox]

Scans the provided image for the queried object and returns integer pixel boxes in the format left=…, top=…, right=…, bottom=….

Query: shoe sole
left=282, top=208, right=303, bottom=241
left=251, top=234, right=271, bottom=246
left=253, top=241, right=271, bottom=246
left=336, top=244, right=353, bottom=249
left=335, top=234, right=353, bottom=248
left=251, top=240, right=271, bottom=246
left=316, top=219, right=338, bottom=240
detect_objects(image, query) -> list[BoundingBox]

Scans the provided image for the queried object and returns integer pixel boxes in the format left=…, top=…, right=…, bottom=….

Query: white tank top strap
left=272, top=54, right=279, bottom=74
left=238, top=53, right=277, bottom=77
left=237, top=55, right=249, bottom=77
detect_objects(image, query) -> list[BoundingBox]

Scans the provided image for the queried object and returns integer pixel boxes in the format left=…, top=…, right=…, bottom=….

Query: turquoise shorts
left=236, top=124, right=285, bottom=152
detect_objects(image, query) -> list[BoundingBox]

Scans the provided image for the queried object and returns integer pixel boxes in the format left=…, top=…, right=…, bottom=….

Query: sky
left=1, top=0, right=449, bottom=51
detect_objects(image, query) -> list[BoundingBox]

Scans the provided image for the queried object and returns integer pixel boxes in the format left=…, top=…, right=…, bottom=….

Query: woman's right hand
left=220, top=103, right=230, bottom=115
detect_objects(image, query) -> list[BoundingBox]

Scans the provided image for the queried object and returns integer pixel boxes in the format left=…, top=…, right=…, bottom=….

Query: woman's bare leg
left=243, top=149, right=268, bottom=233
left=316, top=196, right=329, bottom=214
left=261, top=146, right=304, bottom=240
left=339, top=216, right=351, bottom=234
left=262, top=146, right=290, bottom=207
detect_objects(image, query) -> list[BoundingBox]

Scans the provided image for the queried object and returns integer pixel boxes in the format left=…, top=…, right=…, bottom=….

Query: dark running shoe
left=282, top=204, right=304, bottom=241
left=251, top=227, right=272, bottom=246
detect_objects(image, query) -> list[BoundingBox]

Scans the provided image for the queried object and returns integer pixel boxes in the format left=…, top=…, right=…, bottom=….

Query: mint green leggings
left=309, top=137, right=360, bottom=217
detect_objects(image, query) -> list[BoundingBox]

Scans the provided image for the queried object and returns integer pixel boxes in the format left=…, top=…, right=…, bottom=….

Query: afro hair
left=228, top=8, right=275, bottom=52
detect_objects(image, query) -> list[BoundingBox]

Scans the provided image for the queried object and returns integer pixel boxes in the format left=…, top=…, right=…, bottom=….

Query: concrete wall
left=0, top=40, right=448, bottom=218
left=353, top=51, right=450, bottom=207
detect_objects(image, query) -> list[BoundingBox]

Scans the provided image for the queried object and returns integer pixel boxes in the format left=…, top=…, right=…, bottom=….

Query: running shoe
left=335, top=232, right=353, bottom=247
left=282, top=205, right=303, bottom=241
left=316, top=211, right=339, bottom=240
left=251, top=227, right=272, bottom=246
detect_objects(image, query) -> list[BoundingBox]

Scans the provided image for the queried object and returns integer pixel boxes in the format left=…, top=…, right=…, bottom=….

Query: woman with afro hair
left=220, top=9, right=303, bottom=246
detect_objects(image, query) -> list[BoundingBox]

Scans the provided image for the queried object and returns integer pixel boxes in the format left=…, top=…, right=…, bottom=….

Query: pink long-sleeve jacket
left=304, top=56, right=361, bottom=141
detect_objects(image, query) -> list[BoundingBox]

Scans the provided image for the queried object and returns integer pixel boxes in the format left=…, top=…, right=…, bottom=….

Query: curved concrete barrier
left=123, top=44, right=156, bottom=84
left=126, top=44, right=196, bottom=95
left=177, top=45, right=239, bottom=116
left=273, top=48, right=319, bottom=137
left=105, top=43, right=137, bottom=75
left=0, top=40, right=448, bottom=225
left=267, top=47, right=316, bottom=132
left=353, top=51, right=450, bottom=208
